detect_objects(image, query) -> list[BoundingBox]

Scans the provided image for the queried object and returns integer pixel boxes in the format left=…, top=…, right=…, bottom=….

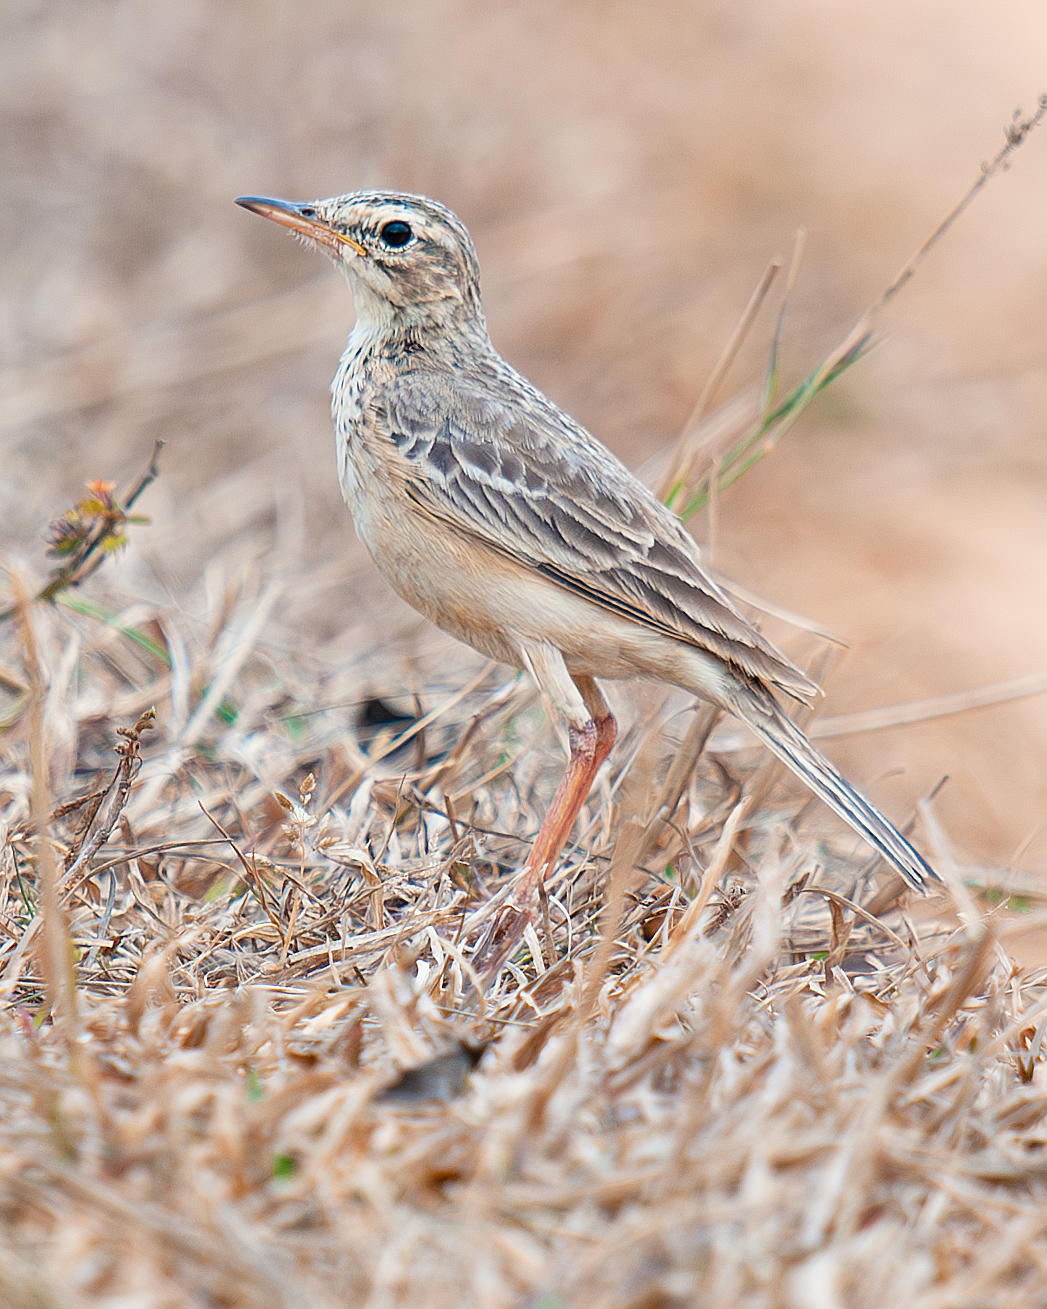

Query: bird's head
left=236, top=189, right=485, bottom=333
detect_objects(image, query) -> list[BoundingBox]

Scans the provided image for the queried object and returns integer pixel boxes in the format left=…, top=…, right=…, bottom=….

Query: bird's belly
left=338, top=469, right=523, bottom=666
left=338, top=466, right=730, bottom=701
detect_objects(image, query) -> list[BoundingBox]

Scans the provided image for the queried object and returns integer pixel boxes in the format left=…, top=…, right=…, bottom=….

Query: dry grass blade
left=809, top=668, right=1047, bottom=739
left=674, top=316, right=877, bottom=522
left=876, top=95, right=1047, bottom=311
left=637, top=703, right=722, bottom=863
left=660, top=256, right=782, bottom=504
left=18, top=578, right=76, bottom=1033
left=179, top=582, right=282, bottom=746
left=713, top=569, right=848, bottom=646
left=707, top=667, right=1047, bottom=758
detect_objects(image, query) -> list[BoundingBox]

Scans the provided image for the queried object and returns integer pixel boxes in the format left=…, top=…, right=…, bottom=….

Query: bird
left=236, top=187, right=936, bottom=956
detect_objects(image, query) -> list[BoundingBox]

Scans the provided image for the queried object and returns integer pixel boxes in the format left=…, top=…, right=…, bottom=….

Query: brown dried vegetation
left=1, top=543, right=1047, bottom=1305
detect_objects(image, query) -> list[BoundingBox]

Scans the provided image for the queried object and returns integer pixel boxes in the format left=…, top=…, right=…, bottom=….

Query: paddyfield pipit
left=236, top=189, right=937, bottom=923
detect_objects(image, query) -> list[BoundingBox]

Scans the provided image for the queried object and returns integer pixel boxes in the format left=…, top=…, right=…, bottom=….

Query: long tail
left=724, top=680, right=938, bottom=892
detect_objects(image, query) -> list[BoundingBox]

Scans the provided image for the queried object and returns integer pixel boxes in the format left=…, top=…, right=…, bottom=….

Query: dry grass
left=1, top=536, right=1047, bottom=1306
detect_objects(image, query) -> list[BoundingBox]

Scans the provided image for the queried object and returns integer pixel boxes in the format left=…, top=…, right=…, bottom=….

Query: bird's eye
left=379, top=220, right=413, bottom=248
left=299, top=206, right=316, bottom=218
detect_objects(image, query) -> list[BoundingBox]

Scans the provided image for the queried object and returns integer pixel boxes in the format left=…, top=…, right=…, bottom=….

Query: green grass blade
left=56, top=593, right=171, bottom=665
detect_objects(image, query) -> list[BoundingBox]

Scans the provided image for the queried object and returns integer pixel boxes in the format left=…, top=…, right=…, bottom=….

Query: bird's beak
left=235, top=196, right=367, bottom=257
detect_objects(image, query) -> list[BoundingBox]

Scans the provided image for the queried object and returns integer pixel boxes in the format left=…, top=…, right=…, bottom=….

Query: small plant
left=0, top=439, right=162, bottom=624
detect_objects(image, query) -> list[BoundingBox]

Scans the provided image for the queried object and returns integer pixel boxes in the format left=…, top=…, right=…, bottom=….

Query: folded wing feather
left=381, top=369, right=820, bottom=703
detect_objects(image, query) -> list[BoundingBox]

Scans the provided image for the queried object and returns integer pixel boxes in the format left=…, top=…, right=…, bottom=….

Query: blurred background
left=2, top=0, right=1046, bottom=869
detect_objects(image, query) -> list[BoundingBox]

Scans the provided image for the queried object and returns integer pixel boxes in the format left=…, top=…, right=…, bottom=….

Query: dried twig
left=62, top=709, right=155, bottom=890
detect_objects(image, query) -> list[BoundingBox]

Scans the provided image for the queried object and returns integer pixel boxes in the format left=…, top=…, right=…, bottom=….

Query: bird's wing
left=377, top=368, right=818, bottom=701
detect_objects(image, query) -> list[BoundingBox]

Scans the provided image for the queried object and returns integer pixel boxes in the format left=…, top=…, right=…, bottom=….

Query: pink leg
left=473, top=676, right=616, bottom=980
left=516, top=705, right=617, bottom=899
